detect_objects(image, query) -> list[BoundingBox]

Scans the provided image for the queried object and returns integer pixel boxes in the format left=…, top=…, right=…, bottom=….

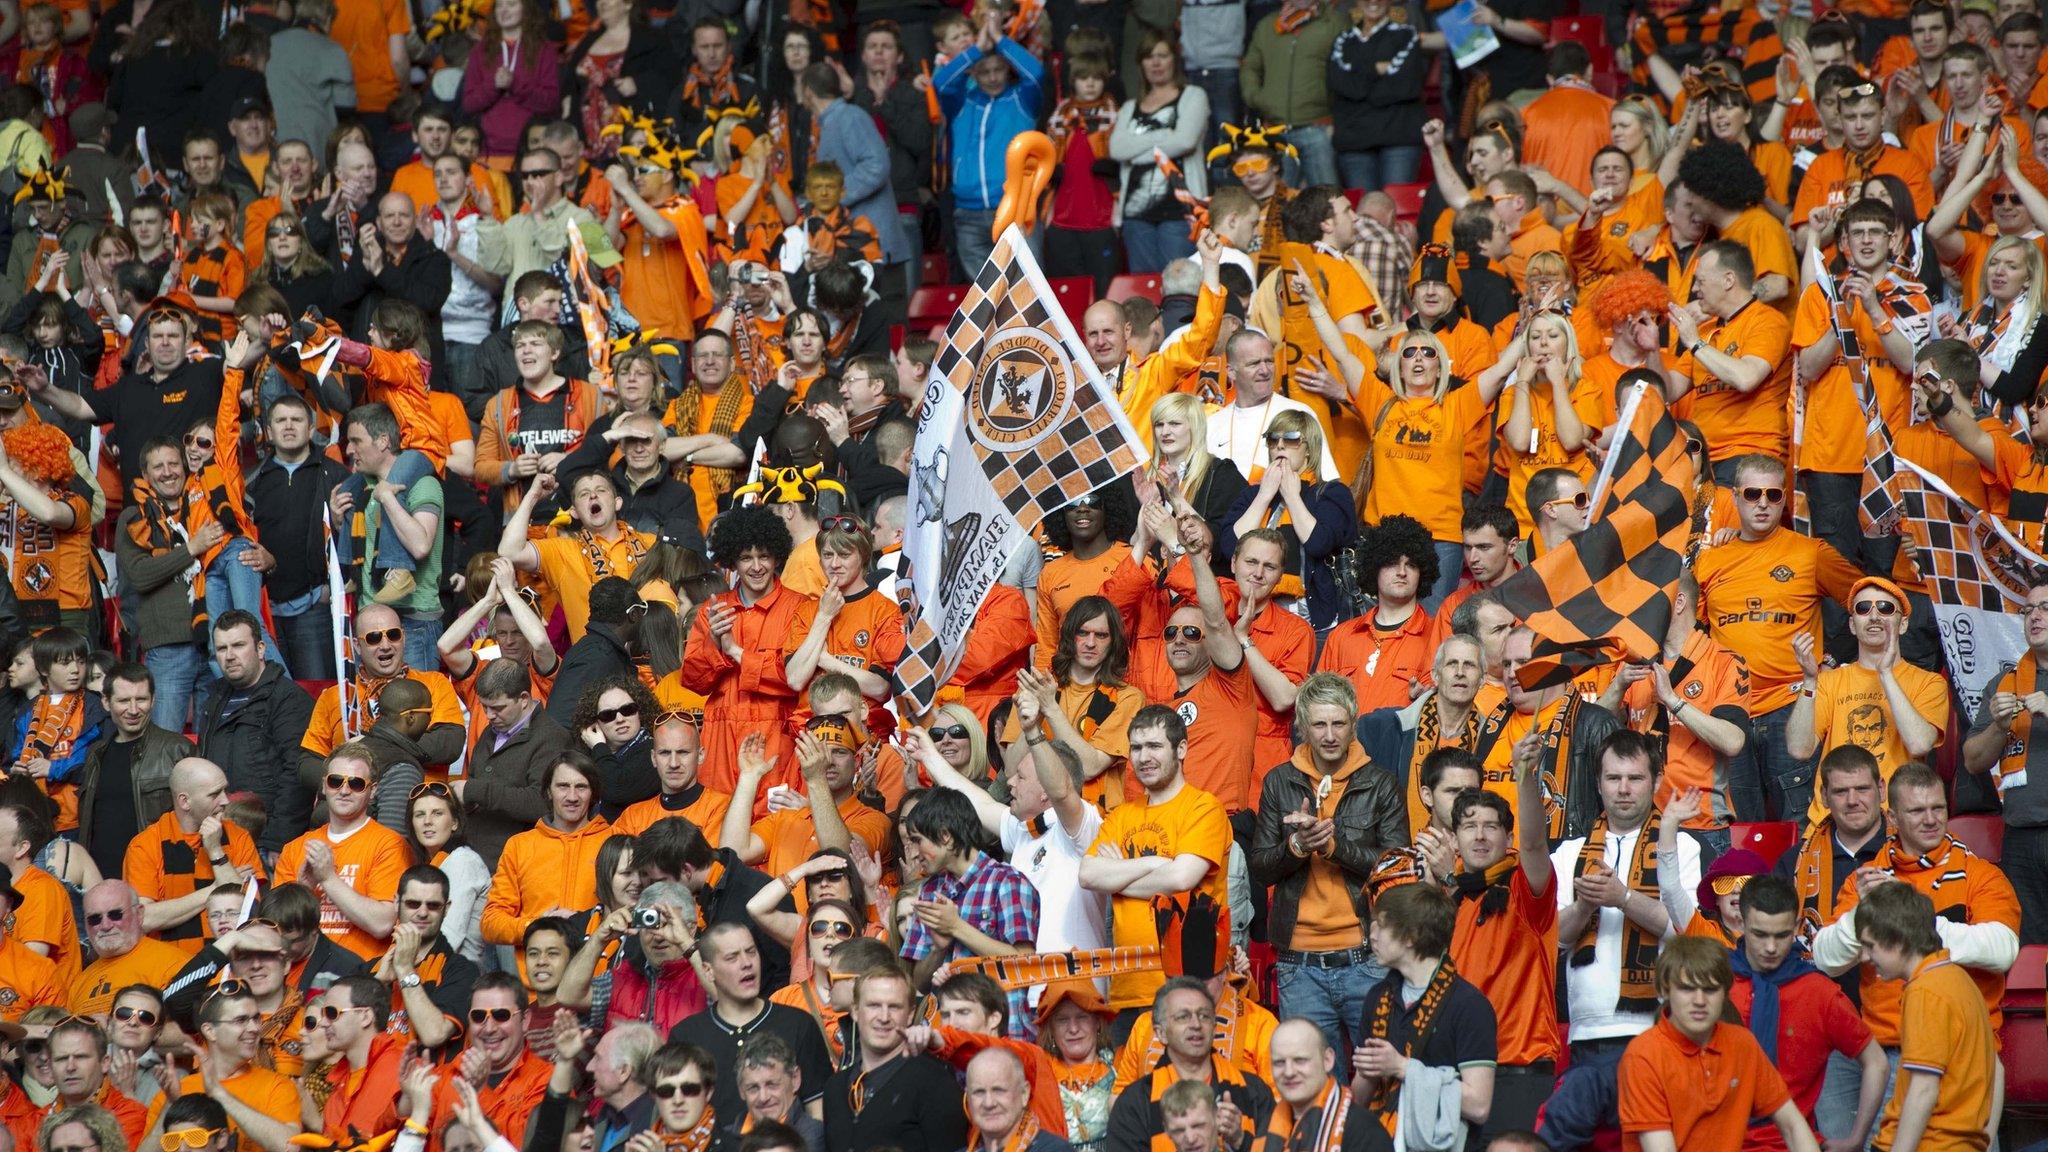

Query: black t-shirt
left=87, top=360, right=227, bottom=482
left=670, top=1002, right=832, bottom=1145
left=88, top=738, right=136, bottom=880
left=508, top=388, right=573, bottom=456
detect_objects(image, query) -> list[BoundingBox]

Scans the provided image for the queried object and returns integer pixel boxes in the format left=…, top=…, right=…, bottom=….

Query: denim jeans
left=339, top=449, right=436, bottom=575
left=1283, top=123, right=1339, bottom=189
left=2008, top=826, right=2048, bottom=944
left=1425, top=540, right=1463, bottom=613
left=401, top=614, right=442, bottom=675
left=954, top=208, right=1039, bottom=285
left=1337, top=146, right=1424, bottom=191
left=1276, top=957, right=1385, bottom=1077
left=1743, top=702, right=1813, bottom=825
left=1815, top=1045, right=1899, bottom=1148
left=1188, top=68, right=1239, bottom=141
left=1538, top=1040, right=1630, bottom=1151
left=274, top=600, right=337, bottom=681
left=1122, top=218, right=1197, bottom=275
left=146, top=643, right=205, bottom=732
left=206, top=538, right=288, bottom=679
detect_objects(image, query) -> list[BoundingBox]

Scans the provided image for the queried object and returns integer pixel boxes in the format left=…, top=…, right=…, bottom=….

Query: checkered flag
left=1860, top=410, right=1907, bottom=538
left=1500, top=381, right=1697, bottom=689
left=893, top=226, right=1145, bottom=717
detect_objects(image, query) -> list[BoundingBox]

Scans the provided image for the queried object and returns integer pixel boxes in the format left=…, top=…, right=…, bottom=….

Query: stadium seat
left=1108, top=273, right=1163, bottom=304
left=922, top=253, right=950, bottom=286
left=1728, top=821, right=1798, bottom=868
left=1549, top=14, right=1616, bottom=73
left=909, top=284, right=971, bottom=330
left=1344, top=188, right=1366, bottom=209
left=1951, top=812, right=2006, bottom=863
left=1384, top=182, right=1427, bottom=223
left=2001, top=945, right=2048, bottom=1110
left=1049, top=276, right=1095, bottom=330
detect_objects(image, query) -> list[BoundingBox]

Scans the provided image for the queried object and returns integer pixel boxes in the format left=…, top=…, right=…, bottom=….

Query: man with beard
left=195, top=612, right=315, bottom=858
left=375, top=864, right=477, bottom=1047
left=670, top=919, right=832, bottom=1145
left=146, top=985, right=301, bottom=1152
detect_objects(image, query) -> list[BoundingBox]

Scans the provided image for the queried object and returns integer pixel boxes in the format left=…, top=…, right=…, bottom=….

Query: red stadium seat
left=1344, top=187, right=1366, bottom=209
left=922, top=253, right=950, bottom=286
left=2001, top=945, right=2048, bottom=1109
left=1728, top=821, right=1798, bottom=868
left=1951, top=813, right=2006, bottom=863
left=1107, top=273, right=1162, bottom=304
left=1384, top=181, right=1427, bottom=223
left=1049, top=276, right=1095, bottom=330
left=909, top=284, right=971, bottom=330
left=1548, top=14, right=1615, bottom=73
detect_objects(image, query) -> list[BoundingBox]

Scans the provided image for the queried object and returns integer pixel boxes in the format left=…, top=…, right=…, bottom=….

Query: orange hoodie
left=480, top=815, right=613, bottom=946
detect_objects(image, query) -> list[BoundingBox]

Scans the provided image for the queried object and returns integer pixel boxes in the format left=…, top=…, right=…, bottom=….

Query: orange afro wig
left=1589, top=269, right=1673, bottom=332
left=2, top=421, right=74, bottom=488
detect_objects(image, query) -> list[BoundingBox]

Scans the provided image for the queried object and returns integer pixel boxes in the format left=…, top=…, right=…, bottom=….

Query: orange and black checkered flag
left=1499, top=380, right=1697, bottom=689
left=893, top=225, right=1145, bottom=717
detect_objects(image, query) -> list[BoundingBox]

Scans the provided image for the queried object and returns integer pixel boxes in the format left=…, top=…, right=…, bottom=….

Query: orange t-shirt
left=1034, top=545, right=1132, bottom=669
left=273, top=820, right=411, bottom=959
left=1790, top=282, right=1914, bottom=476
left=1792, top=145, right=1934, bottom=229
left=1359, top=375, right=1491, bottom=542
left=332, top=0, right=412, bottom=113
left=619, top=198, right=715, bottom=341
left=1127, top=655, right=1259, bottom=812
left=611, top=786, right=733, bottom=843
left=1673, top=297, right=1794, bottom=464
left=12, top=866, right=77, bottom=985
left=1523, top=85, right=1617, bottom=198
left=1619, top=1018, right=1791, bottom=1152
left=782, top=587, right=907, bottom=678
left=304, top=672, right=465, bottom=766
left=1719, top=207, right=1800, bottom=318
left=1495, top=371, right=1606, bottom=534
left=147, top=1067, right=300, bottom=1152
left=1451, top=867, right=1558, bottom=1066
left=68, top=938, right=190, bottom=1008
left=756, top=793, right=893, bottom=879
left=1619, top=630, right=1750, bottom=826
left=0, top=937, right=60, bottom=1020
left=1091, top=782, right=1232, bottom=1008
left=1693, top=528, right=1863, bottom=713
left=534, top=527, right=657, bottom=640
left=1828, top=846, right=2019, bottom=1047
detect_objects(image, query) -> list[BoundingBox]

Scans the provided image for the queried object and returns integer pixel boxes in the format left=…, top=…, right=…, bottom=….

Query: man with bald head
left=304, top=139, right=379, bottom=261
left=967, top=1049, right=1069, bottom=1152
left=300, top=602, right=468, bottom=792
left=1260, top=1019, right=1393, bottom=1152
left=611, top=716, right=731, bottom=838
left=68, top=881, right=190, bottom=1015
left=346, top=191, right=451, bottom=370
left=122, top=758, right=264, bottom=952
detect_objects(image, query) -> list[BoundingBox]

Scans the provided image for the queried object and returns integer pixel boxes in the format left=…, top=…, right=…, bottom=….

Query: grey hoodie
left=1180, top=0, right=1246, bottom=72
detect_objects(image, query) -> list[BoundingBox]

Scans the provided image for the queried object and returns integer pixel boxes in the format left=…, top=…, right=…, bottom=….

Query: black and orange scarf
left=682, top=62, right=740, bottom=113
left=1989, top=657, right=2039, bottom=796
left=1365, top=957, right=1459, bottom=1136
left=1259, top=1077, right=1352, bottom=1152
left=1451, top=854, right=1520, bottom=925
left=1144, top=1056, right=1256, bottom=1152
left=1407, top=692, right=1479, bottom=825
left=659, top=1106, right=717, bottom=1152
left=125, top=476, right=208, bottom=641
left=1565, top=815, right=1661, bottom=1017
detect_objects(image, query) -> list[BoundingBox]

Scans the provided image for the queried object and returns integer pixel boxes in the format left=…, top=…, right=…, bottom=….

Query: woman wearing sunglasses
left=250, top=211, right=344, bottom=321
left=768, top=897, right=862, bottom=1064
left=1225, top=408, right=1357, bottom=630
left=784, top=516, right=903, bottom=700
left=480, top=751, right=613, bottom=964
left=744, top=847, right=881, bottom=983
left=407, top=781, right=491, bottom=962
left=573, top=675, right=663, bottom=819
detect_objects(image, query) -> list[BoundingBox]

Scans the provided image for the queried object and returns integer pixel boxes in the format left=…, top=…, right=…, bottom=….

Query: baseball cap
left=67, top=102, right=109, bottom=145
left=228, top=95, right=272, bottom=122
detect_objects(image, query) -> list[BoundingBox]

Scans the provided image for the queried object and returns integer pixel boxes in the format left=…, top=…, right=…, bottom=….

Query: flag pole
left=1587, top=380, right=1648, bottom=516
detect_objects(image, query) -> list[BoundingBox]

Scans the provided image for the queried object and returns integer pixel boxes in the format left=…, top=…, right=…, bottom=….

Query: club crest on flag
left=894, top=225, right=1145, bottom=717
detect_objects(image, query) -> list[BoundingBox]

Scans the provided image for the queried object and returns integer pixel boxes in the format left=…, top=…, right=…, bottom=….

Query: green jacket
left=1241, top=4, right=1350, bottom=126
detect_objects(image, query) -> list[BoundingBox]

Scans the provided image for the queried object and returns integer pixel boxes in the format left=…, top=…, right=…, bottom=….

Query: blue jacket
left=811, top=97, right=909, bottom=264
left=935, top=38, right=1045, bottom=211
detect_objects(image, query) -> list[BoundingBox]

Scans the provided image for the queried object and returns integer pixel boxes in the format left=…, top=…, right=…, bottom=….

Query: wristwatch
left=399, top=973, right=423, bottom=989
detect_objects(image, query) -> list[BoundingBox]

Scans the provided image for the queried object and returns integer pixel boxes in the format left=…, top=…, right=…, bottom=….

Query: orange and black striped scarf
left=1144, top=1056, right=1256, bottom=1152
left=1259, top=1078, right=1352, bottom=1152
left=1566, top=815, right=1661, bottom=1016
left=1407, top=692, right=1478, bottom=823
left=125, top=476, right=207, bottom=641
left=979, top=1109, right=1041, bottom=1152
left=683, top=62, right=740, bottom=112
left=14, top=692, right=83, bottom=772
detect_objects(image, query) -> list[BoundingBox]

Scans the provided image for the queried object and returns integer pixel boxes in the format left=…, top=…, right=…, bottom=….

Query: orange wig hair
left=1589, top=269, right=1673, bottom=331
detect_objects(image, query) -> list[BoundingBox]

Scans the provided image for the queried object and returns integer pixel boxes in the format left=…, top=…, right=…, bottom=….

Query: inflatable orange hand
left=991, top=131, right=1056, bottom=242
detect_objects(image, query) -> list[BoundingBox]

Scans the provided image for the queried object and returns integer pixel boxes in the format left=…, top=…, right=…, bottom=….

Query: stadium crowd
left=0, top=0, right=2044, bottom=1151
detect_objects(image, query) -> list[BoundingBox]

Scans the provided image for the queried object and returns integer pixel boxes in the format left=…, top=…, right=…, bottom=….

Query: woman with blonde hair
left=1226, top=408, right=1357, bottom=628
left=1144, top=392, right=1248, bottom=562
left=1356, top=325, right=1512, bottom=606
left=1489, top=312, right=1598, bottom=535
left=1968, top=233, right=2048, bottom=404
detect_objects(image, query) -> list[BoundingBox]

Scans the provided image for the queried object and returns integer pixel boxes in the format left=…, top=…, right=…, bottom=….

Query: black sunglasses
left=652, top=1080, right=708, bottom=1099
left=929, top=724, right=971, bottom=741
left=1163, top=624, right=1205, bottom=641
left=361, top=628, right=403, bottom=645
left=596, top=703, right=641, bottom=724
left=325, top=773, right=371, bottom=793
left=1739, top=486, right=1786, bottom=504
left=1400, top=345, right=1440, bottom=359
left=84, top=907, right=130, bottom=927
left=469, top=1007, right=517, bottom=1024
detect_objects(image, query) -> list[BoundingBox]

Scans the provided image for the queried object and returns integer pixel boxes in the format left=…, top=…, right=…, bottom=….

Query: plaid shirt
left=901, top=850, right=1042, bottom=1040
left=1355, top=214, right=1414, bottom=321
